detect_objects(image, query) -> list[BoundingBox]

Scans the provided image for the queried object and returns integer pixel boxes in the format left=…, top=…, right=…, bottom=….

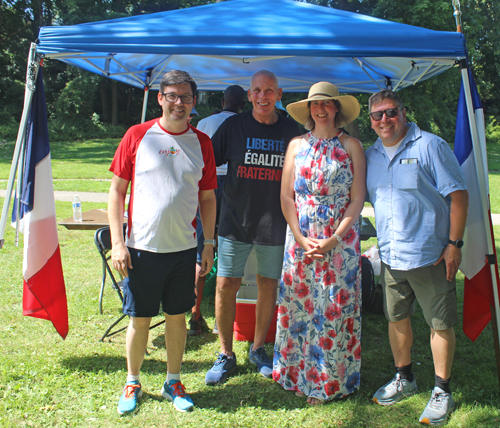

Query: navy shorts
left=122, top=247, right=196, bottom=317
left=196, top=175, right=225, bottom=263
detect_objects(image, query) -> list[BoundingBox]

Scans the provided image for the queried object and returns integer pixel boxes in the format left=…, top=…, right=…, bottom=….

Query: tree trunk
left=100, top=82, right=109, bottom=122
left=111, top=80, right=118, bottom=125
left=345, top=119, right=360, bottom=140
left=126, top=89, right=132, bottom=122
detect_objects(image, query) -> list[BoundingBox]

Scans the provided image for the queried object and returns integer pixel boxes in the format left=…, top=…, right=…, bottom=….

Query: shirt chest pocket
left=394, top=162, right=419, bottom=190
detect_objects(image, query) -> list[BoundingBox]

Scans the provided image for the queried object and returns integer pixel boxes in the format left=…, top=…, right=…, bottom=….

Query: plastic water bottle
left=72, top=195, right=82, bottom=222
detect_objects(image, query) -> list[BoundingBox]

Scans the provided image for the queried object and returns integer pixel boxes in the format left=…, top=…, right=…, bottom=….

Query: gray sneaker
left=419, top=386, right=454, bottom=426
left=205, top=353, right=237, bottom=385
left=248, top=344, right=273, bottom=378
left=372, top=374, right=418, bottom=406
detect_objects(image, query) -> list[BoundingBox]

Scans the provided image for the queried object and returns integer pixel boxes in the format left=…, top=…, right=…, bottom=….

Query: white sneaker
left=372, top=373, right=418, bottom=406
left=419, top=386, right=454, bottom=426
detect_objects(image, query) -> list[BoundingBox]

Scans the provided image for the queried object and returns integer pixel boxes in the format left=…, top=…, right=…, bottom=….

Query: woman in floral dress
left=273, top=82, right=366, bottom=405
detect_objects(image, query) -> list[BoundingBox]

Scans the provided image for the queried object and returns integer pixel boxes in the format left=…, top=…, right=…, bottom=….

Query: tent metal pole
left=14, top=122, right=27, bottom=247
left=453, top=0, right=463, bottom=34
left=460, top=65, right=500, bottom=382
left=141, top=87, right=149, bottom=123
left=0, top=43, right=40, bottom=250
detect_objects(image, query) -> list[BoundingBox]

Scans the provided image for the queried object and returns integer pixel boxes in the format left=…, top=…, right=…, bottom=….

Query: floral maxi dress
left=273, top=132, right=361, bottom=401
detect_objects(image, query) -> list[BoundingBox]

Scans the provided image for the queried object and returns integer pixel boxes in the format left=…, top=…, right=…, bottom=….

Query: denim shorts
left=216, top=236, right=284, bottom=279
left=381, top=260, right=458, bottom=330
left=122, top=247, right=196, bottom=317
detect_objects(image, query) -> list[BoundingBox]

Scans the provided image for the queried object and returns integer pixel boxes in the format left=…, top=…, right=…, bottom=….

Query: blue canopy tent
left=2, top=0, right=500, bottom=362
left=35, top=0, right=466, bottom=95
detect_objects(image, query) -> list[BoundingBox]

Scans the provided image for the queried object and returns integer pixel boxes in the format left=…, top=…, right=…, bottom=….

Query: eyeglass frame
left=369, top=107, right=403, bottom=121
left=161, top=92, right=195, bottom=104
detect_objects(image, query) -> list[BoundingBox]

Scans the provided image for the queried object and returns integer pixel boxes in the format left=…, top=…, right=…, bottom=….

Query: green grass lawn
left=487, top=141, right=500, bottom=171
left=1, top=139, right=500, bottom=427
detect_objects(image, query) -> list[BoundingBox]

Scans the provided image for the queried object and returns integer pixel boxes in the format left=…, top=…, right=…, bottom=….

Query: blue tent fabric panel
left=36, top=0, right=467, bottom=93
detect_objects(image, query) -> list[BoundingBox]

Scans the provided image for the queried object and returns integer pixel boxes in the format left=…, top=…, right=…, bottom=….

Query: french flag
left=454, top=68, right=500, bottom=342
left=12, top=68, right=68, bottom=339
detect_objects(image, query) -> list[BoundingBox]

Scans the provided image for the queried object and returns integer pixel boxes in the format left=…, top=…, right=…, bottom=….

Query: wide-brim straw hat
left=286, top=82, right=360, bottom=128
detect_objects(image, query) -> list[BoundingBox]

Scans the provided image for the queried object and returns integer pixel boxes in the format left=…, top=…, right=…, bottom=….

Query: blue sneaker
left=161, top=380, right=194, bottom=412
left=419, top=387, right=455, bottom=426
left=372, top=374, right=418, bottom=406
left=205, top=353, right=237, bottom=385
left=117, top=380, right=142, bottom=415
left=248, top=344, right=273, bottom=378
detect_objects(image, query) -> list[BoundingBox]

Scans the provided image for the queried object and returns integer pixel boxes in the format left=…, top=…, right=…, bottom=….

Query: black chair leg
left=99, top=316, right=164, bottom=342
left=98, top=259, right=107, bottom=315
left=99, top=314, right=128, bottom=342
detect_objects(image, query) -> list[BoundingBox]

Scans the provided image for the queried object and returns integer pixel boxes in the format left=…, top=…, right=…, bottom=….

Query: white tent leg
left=0, top=43, right=40, bottom=249
left=141, top=87, right=149, bottom=123
left=461, top=65, right=500, bottom=368
left=14, top=126, right=27, bottom=246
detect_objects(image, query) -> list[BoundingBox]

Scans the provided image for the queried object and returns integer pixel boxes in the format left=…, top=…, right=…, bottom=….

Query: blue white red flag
left=12, top=68, right=68, bottom=339
left=454, top=68, right=499, bottom=342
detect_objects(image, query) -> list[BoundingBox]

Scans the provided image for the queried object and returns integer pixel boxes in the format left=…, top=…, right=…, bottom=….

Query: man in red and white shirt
left=108, top=70, right=217, bottom=414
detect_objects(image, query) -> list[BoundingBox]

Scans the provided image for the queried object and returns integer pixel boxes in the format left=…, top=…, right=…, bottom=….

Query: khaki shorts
left=381, top=261, right=457, bottom=330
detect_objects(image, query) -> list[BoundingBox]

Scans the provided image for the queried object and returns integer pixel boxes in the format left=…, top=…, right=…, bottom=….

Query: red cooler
left=234, top=284, right=278, bottom=343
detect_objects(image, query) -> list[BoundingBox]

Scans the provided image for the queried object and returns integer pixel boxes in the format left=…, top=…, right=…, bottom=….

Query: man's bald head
left=250, top=70, right=279, bottom=89
left=248, top=69, right=282, bottom=124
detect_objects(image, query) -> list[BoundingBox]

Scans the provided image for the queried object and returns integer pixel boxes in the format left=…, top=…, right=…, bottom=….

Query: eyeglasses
left=161, top=93, right=194, bottom=104
left=369, top=108, right=401, bottom=121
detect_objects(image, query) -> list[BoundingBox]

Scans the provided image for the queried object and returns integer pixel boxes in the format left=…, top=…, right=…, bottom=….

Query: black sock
left=435, top=375, right=451, bottom=394
left=396, top=363, right=414, bottom=381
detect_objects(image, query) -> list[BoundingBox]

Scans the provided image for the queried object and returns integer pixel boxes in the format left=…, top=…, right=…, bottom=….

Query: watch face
left=450, top=239, right=464, bottom=248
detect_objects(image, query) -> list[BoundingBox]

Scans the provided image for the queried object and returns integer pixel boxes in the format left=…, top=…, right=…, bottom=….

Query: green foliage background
left=1, top=0, right=500, bottom=147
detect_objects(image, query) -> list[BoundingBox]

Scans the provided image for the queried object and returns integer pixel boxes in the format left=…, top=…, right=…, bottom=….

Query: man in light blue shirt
left=365, top=90, right=468, bottom=426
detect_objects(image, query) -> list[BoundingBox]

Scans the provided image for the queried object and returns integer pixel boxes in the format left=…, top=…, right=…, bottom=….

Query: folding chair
left=94, top=226, right=165, bottom=342
left=94, top=226, right=127, bottom=341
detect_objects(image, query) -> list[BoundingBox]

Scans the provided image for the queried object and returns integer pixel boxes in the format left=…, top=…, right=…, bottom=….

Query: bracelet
left=203, top=239, right=216, bottom=246
left=333, top=233, right=342, bottom=243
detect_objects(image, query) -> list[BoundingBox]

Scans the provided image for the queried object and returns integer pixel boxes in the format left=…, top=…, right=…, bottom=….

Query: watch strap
left=448, top=239, right=464, bottom=248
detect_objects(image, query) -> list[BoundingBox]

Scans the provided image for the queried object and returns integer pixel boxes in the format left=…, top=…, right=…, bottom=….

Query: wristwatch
left=448, top=239, right=464, bottom=248
left=203, top=239, right=216, bottom=246
left=333, top=233, right=342, bottom=243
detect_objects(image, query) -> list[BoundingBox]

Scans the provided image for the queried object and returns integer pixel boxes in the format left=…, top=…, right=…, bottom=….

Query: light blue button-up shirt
left=366, top=123, right=467, bottom=271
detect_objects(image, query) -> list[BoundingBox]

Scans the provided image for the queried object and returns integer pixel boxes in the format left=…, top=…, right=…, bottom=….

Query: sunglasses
left=369, top=108, right=402, bottom=121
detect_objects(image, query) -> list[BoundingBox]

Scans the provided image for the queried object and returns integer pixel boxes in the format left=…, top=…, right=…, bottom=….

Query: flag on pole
left=12, top=68, right=68, bottom=339
left=454, top=68, right=499, bottom=342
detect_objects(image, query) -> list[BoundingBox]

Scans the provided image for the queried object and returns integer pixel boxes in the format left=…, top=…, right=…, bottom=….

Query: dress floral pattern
left=273, top=132, right=361, bottom=401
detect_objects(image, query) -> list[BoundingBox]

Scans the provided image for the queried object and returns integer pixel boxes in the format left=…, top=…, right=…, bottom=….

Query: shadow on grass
left=150, top=328, right=220, bottom=352
left=136, top=379, right=369, bottom=413
left=0, top=139, right=119, bottom=167
left=59, top=353, right=222, bottom=376
left=50, top=141, right=118, bottom=166
left=132, top=383, right=436, bottom=428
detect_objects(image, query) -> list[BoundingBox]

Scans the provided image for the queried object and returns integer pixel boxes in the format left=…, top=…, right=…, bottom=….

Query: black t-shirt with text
left=212, top=111, right=301, bottom=245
